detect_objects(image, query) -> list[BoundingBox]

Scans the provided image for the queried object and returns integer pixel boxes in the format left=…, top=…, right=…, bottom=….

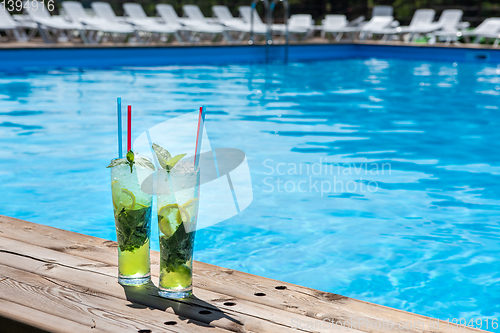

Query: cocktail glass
left=157, top=157, right=200, bottom=299
left=111, top=161, right=153, bottom=286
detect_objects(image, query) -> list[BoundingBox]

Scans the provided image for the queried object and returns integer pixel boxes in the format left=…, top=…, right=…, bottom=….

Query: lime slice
left=119, top=188, right=136, bottom=210
left=160, top=264, right=192, bottom=289
left=158, top=204, right=189, bottom=236
left=111, top=181, right=120, bottom=210
left=134, top=202, right=148, bottom=209
left=182, top=198, right=199, bottom=219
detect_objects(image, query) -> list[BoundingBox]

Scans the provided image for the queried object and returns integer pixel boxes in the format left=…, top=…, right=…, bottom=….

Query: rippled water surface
left=1, top=58, right=500, bottom=327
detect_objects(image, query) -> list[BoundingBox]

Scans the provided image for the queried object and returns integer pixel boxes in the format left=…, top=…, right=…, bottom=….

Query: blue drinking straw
left=117, top=97, right=123, bottom=158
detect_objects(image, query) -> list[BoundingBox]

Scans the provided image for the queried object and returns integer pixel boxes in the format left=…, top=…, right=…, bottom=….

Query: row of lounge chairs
left=0, top=2, right=313, bottom=44
left=322, top=7, right=500, bottom=46
left=1, top=3, right=500, bottom=46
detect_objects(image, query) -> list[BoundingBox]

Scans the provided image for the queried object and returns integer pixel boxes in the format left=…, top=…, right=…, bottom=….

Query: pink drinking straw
left=194, top=106, right=206, bottom=168
left=127, top=105, right=132, bottom=152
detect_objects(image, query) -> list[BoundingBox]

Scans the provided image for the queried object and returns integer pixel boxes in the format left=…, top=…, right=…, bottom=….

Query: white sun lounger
left=0, top=8, right=37, bottom=42
left=399, top=9, right=436, bottom=33
left=25, top=0, right=86, bottom=43
left=62, top=1, right=134, bottom=43
left=378, top=9, right=436, bottom=42
left=353, top=16, right=395, bottom=40
left=426, top=9, right=464, bottom=44
left=213, top=5, right=266, bottom=34
left=272, top=14, right=314, bottom=40
left=122, top=3, right=183, bottom=43
left=435, top=17, right=500, bottom=46
left=212, top=5, right=245, bottom=27
left=462, top=18, right=500, bottom=45
left=212, top=5, right=267, bottom=43
left=239, top=6, right=284, bottom=35
left=321, top=14, right=348, bottom=41
left=156, top=4, right=219, bottom=43
left=182, top=5, right=232, bottom=42
left=90, top=2, right=140, bottom=35
left=348, top=16, right=366, bottom=27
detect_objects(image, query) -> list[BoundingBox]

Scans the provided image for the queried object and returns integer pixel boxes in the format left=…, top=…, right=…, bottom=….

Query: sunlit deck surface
left=0, top=215, right=487, bottom=333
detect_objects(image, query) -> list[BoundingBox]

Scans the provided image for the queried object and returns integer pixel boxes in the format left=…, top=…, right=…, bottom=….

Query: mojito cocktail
left=110, top=154, right=154, bottom=286
left=155, top=150, right=200, bottom=299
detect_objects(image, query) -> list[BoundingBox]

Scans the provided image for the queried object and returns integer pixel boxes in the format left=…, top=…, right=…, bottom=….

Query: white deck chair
left=321, top=15, right=348, bottom=41
left=182, top=5, right=232, bottom=42
left=355, top=16, right=395, bottom=40
left=213, top=5, right=244, bottom=26
left=380, top=9, right=436, bottom=42
left=213, top=5, right=259, bottom=32
left=427, top=9, right=464, bottom=44
left=447, top=17, right=500, bottom=45
left=123, top=3, right=183, bottom=43
left=62, top=1, right=134, bottom=43
left=239, top=6, right=281, bottom=34
left=212, top=5, right=266, bottom=43
left=272, top=14, right=314, bottom=40
left=464, top=18, right=500, bottom=45
left=0, top=8, right=36, bottom=42
left=91, top=2, right=139, bottom=40
left=348, top=16, right=366, bottom=27
left=156, top=4, right=212, bottom=43
left=25, top=0, right=85, bottom=43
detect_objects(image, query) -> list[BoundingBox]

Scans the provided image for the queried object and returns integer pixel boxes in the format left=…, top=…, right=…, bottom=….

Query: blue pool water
left=1, top=56, right=500, bottom=329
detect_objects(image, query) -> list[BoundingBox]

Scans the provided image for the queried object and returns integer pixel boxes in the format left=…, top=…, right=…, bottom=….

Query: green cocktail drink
left=153, top=144, right=200, bottom=299
left=108, top=151, right=155, bottom=286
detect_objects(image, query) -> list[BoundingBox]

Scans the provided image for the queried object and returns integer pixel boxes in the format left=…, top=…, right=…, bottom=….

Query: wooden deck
left=0, top=215, right=487, bottom=333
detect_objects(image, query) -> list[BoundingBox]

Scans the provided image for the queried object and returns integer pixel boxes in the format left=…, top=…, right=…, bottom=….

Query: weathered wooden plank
left=0, top=215, right=486, bottom=333
left=0, top=298, right=105, bottom=333
left=0, top=236, right=359, bottom=333
left=0, top=264, right=227, bottom=333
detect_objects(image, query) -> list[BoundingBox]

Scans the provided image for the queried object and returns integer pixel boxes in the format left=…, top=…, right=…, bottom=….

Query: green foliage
left=159, top=222, right=195, bottom=273
left=152, top=143, right=186, bottom=172
left=107, top=151, right=155, bottom=173
left=115, top=206, right=152, bottom=252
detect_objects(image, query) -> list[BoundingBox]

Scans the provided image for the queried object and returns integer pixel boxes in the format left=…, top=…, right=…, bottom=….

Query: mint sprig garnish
left=126, top=150, right=135, bottom=173
left=107, top=150, right=155, bottom=173
left=152, top=143, right=186, bottom=173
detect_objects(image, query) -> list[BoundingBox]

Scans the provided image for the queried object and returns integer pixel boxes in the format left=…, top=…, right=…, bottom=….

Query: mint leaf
left=166, top=154, right=186, bottom=171
left=126, top=150, right=135, bottom=173
left=152, top=143, right=171, bottom=169
left=152, top=143, right=186, bottom=173
left=115, top=206, right=152, bottom=252
left=135, top=156, right=155, bottom=171
left=107, top=158, right=127, bottom=168
left=159, top=221, right=194, bottom=273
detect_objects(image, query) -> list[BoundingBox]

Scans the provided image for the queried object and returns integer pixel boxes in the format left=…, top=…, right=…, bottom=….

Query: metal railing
left=249, top=0, right=271, bottom=62
left=249, top=0, right=289, bottom=63
left=270, top=0, right=289, bottom=63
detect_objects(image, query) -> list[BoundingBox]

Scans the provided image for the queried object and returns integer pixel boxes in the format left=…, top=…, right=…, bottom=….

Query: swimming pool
left=1, top=45, right=499, bottom=329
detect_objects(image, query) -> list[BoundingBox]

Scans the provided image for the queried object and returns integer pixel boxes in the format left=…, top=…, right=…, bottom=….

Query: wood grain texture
left=0, top=264, right=224, bottom=333
left=0, top=236, right=356, bottom=333
left=0, top=298, right=105, bottom=333
left=0, top=215, right=489, bottom=333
